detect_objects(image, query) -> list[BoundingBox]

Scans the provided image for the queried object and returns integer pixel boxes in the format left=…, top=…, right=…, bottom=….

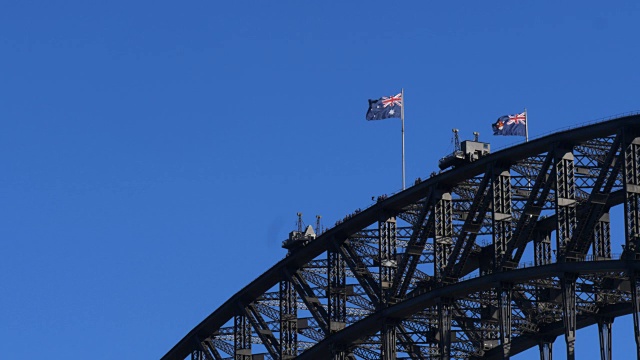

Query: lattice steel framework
left=165, top=114, right=640, bottom=360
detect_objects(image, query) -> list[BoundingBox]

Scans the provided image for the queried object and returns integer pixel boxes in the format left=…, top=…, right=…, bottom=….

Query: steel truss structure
left=165, top=115, right=640, bottom=360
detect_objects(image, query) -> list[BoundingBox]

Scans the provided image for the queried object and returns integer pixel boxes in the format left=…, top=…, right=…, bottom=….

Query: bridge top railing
left=493, top=110, right=640, bottom=152
left=352, top=111, right=640, bottom=218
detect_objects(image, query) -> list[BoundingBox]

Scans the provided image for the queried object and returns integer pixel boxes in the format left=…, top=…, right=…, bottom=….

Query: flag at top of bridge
left=492, top=112, right=527, bottom=136
left=366, top=93, right=402, bottom=120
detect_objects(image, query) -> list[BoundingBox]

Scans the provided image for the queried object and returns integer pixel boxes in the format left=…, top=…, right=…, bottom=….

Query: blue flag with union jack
left=366, top=93, right=402, bottom=120
left=492, top=112, right=526, bottom=136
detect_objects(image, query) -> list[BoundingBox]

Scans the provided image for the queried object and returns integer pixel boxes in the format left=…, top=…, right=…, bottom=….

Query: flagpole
left=401, top=88, right=405, bottom=190
left=524, top=107, right=529, bottom=142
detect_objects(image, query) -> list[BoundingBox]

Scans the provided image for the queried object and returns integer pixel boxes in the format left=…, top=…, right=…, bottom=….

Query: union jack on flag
left=366, top=93, right=402, bottom=121
left=506, top=112, right=526, bottom=125
left=492, top=111, right=527, bottom=136
left=381, top=93, right=402, bottom=108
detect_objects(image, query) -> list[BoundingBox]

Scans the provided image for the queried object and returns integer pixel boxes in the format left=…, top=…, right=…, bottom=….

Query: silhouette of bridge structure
left=163, top=114, right=640, bottom=360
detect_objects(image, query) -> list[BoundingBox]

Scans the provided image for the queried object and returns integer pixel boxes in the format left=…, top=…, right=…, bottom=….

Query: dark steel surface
left=164, top=114, right=640, bottom=360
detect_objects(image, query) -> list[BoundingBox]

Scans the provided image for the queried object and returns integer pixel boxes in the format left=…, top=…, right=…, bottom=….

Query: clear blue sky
left=1, top=1, right=639, bottom=359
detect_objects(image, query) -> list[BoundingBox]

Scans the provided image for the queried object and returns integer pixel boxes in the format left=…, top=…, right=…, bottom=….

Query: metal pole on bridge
left=525, top=107, right=529, bottom=142
left=401, top=88, right=406, bottom=190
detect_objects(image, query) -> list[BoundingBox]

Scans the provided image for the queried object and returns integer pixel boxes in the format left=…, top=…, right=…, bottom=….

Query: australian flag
left=492, top=112, right=527, bottom=136
left=366, top=93, right=402, bottom=120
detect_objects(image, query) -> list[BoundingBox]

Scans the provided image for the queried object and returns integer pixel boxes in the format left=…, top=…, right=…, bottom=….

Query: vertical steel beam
left=631, top=273, right=640, bottom=359
left=234, top=313, right=252, bottom=360
left=555, top=148, right=577, bottom=261
left=434, top=193, right=453, bottom=284
left=332, top=347, right=348, bottom=360
left=597, top=317, right=613, bottom=360
left=499, top=283, right=513, bottom=360
left=533, top=231, right=552, bottom=322
left=534, top=231, right=552, bottom=266
left=624, top=136, right=640, bottom=258
left=593, top=213, right=612, bottom=259
left=379, top=218, right=398, bottom=303
left=379, top=218, right=398, bottom=359
left=538, top=338, right=553, bottom=360
left=328, top=246, right=347, bottom=333
left=280, top=280, right=298, bottom=359
left=493, top=168, right=512, bottom=271
left=561, top=274, right=577, bottom=360
left=381, top=321, right=397, bottom=360
left=437, top=299, right=452, bottom=360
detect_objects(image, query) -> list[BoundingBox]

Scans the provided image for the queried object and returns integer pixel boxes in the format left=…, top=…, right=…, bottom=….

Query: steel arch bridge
left=163, top=114, right=640, bottom=360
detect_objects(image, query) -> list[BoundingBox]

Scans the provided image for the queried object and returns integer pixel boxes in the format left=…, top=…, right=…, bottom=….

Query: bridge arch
left=164, top=114, right=640, bottom=360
